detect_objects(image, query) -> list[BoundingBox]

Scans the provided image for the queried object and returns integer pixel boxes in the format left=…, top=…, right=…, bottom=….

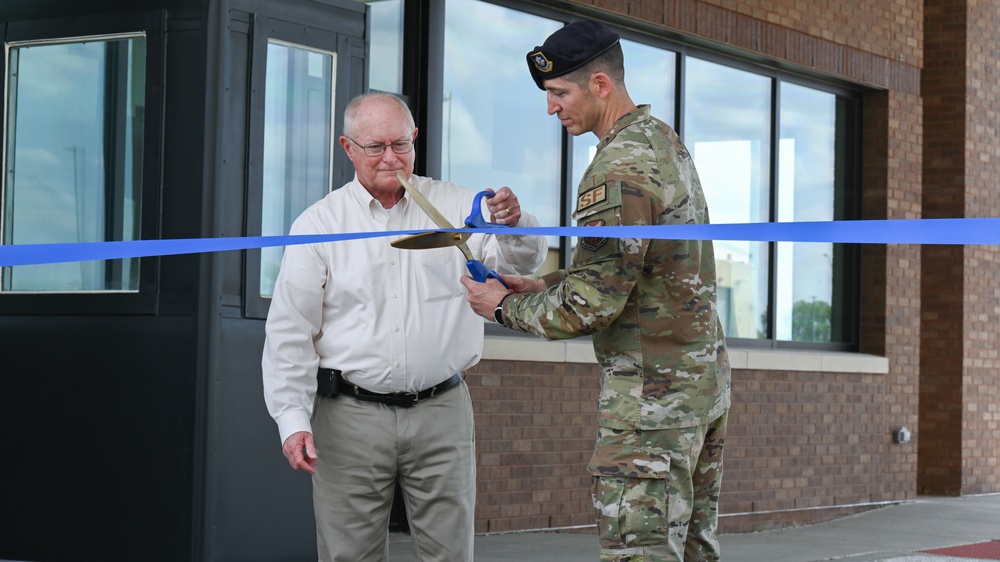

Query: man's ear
left=338, top=136, right=353, bottom=159
left=590, top=72, right=614, bottom=99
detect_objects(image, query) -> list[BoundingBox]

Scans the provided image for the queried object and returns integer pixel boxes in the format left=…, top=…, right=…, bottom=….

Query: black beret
left=526, top=20, right=621, bottom=90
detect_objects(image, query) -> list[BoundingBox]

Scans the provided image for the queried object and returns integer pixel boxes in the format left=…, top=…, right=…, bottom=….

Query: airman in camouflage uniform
left=462, top=20, right=730, bottom=562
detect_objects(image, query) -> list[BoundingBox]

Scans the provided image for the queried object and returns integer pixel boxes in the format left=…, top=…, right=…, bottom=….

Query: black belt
left=317, top=368, right=463, bottom=408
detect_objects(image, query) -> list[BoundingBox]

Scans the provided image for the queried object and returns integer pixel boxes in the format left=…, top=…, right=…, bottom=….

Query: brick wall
left=578, top=0, right=921, bottom=91
left=863, top=87, right=923, bottom=502
left=919, top=0, right=965, bottom=494
left=920, top=0, right=1000, bottom=495
left=469, top=359, right=600, bottom=533
left=961, top=0, right=1000, bottom=496
left=932, top=0, right=1000, bottom=494
left=723, top=370, right=889, bottom=530
left=468, top=355, right=919, bottom=534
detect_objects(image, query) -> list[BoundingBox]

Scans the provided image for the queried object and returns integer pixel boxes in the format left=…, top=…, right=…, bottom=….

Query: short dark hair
left=561, top=42, right=625, bottom=89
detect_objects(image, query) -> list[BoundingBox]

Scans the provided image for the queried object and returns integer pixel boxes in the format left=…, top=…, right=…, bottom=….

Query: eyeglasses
left=347, top=136, right=415, bottom=157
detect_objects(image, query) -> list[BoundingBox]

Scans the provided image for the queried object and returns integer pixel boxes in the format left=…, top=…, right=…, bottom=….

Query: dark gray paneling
left=0, top=316, right=198, bottom=562
left=203, top=318, right=316, bottom=561
left=199, top=2, right=366, bottom=558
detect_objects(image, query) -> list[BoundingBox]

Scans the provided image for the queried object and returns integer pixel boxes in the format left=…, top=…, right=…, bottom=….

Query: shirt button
left=394, top=326, right=400, bottom=332
left=394, top=362, right=401, bottom=368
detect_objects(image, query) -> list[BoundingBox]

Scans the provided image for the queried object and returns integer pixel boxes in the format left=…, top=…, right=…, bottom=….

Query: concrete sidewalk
left=388, top=494, right=1000, bottom=562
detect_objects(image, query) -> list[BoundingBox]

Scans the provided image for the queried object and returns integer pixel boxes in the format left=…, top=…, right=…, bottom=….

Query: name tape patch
left=577, top=184, right=608, bottom=212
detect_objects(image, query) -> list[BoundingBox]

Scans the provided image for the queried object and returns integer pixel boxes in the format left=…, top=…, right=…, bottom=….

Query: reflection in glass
left=363, top=0, right=403, bottom=93
left=442, top=0, right=562, bottom=272
left=684, top=57, right=771, bottom=339
left=2, top=36, right=145, bottom=292
left=260, top=42, right=336, bottom=296
left=777, top=83, right=837, bottom=342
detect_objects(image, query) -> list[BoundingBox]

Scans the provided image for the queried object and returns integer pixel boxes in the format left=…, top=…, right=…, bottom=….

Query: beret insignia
left=530, top=51, right=553, bottom=73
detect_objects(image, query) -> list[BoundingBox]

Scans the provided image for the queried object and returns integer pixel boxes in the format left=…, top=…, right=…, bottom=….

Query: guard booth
left=0, top=1, right=367, bottom=560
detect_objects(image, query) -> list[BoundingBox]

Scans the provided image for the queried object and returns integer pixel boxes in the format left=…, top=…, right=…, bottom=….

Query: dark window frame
left=0, top=10, right=165, bottom=315
left=243, top=15, right=356, bottom=320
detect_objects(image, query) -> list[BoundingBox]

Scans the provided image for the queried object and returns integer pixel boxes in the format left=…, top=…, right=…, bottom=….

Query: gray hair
left=342, top=92, right=415, bottom=138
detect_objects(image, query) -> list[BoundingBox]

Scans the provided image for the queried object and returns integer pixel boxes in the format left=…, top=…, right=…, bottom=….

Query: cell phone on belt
left=317, top=368, right=341, bottom=397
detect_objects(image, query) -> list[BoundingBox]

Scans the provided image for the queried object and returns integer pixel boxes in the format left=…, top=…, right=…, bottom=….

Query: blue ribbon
left=1, top=218, right=998, bottom=267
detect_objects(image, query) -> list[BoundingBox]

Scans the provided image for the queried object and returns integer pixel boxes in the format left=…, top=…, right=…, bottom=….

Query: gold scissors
left=391, top=172, right=509, bottom=287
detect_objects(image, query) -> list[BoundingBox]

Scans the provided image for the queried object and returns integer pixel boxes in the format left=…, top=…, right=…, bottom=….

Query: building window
left=259, top=41, right=336, bottom=297
left=776, top=82, right=846, bottom=343
left=376, top=0, right=862, bottom=348
left=2, top=35, right=146, bottom=292
left=686, top=58, right=857, bottom=345
left=685, top=57, right=772, bottom=340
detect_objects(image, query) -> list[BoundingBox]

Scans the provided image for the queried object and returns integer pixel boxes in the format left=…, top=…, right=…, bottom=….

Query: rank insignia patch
left=581, top=219, right=607, bottom=251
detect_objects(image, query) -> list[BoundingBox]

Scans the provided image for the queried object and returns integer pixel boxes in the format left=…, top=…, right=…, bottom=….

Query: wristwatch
left=494, top=294, right=511, bottom=324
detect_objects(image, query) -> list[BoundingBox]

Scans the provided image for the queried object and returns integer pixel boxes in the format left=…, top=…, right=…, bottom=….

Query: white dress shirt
left=262, top=174, right=546, bottom=444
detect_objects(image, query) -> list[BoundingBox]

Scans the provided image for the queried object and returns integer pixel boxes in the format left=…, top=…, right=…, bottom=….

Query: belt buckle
left=383, top=391, right=418, bottom=408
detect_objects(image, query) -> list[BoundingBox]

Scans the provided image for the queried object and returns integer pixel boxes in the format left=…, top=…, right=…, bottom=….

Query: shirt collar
left=346, top=173, right=411, bottom=220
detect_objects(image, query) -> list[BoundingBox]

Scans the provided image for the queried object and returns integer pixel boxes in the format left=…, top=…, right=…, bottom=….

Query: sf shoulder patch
left=577, top=183, right=608, bottom=212
left=573, top=179, right=622, bottom=261
left=581, top=219, right=607, bottom=251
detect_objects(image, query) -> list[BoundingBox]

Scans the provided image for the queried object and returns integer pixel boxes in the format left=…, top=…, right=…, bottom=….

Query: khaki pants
left=311, top=381, right=476, bottom=562
left=592, top=410, right=728, bottom=562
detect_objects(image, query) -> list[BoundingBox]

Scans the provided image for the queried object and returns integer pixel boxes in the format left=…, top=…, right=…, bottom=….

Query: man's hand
left=282, top=431, right=318, bottom=474
left=485, top=186, right=521, bottom=226
left=504, top=275, right=546, bottom=294
left=462, top=275, right=545, bottom=320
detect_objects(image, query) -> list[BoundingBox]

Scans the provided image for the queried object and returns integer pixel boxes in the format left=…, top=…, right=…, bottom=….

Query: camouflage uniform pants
left=591, top=410, right=728, bottom=562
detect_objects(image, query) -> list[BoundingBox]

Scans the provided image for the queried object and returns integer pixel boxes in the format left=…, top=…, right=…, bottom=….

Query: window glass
left=777, top=82, right=838, bottom=342
left=684, top=57, right=771, bottom=339
left=363, top=0, right=403, bottom=93
left=260, top=41, right=336, bottom=296
left=442, top=0, right=562, bottom=272
left=2, top=36, right=145, bottom=292
left=415, top=4, right=858, bottom=347
left=623, top=40, right=676, bottom=129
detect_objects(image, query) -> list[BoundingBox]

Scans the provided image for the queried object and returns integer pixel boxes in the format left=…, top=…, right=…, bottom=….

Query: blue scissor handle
left=464, top=190, right=509, bottom=287
left=465, top=190, right=509, bottom=229
left=466, top=259, right=509, bottom=288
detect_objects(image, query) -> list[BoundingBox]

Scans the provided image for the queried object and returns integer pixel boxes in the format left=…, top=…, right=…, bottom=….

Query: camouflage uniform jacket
left=503, top=104, right=731, bottom=435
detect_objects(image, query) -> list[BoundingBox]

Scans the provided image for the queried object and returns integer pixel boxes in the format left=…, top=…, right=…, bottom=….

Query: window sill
left=482, top=334, right=889, bottom=375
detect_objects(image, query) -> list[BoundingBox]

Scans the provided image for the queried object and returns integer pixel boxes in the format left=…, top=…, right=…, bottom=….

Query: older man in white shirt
left=262, top=92, right=545, bottom=562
